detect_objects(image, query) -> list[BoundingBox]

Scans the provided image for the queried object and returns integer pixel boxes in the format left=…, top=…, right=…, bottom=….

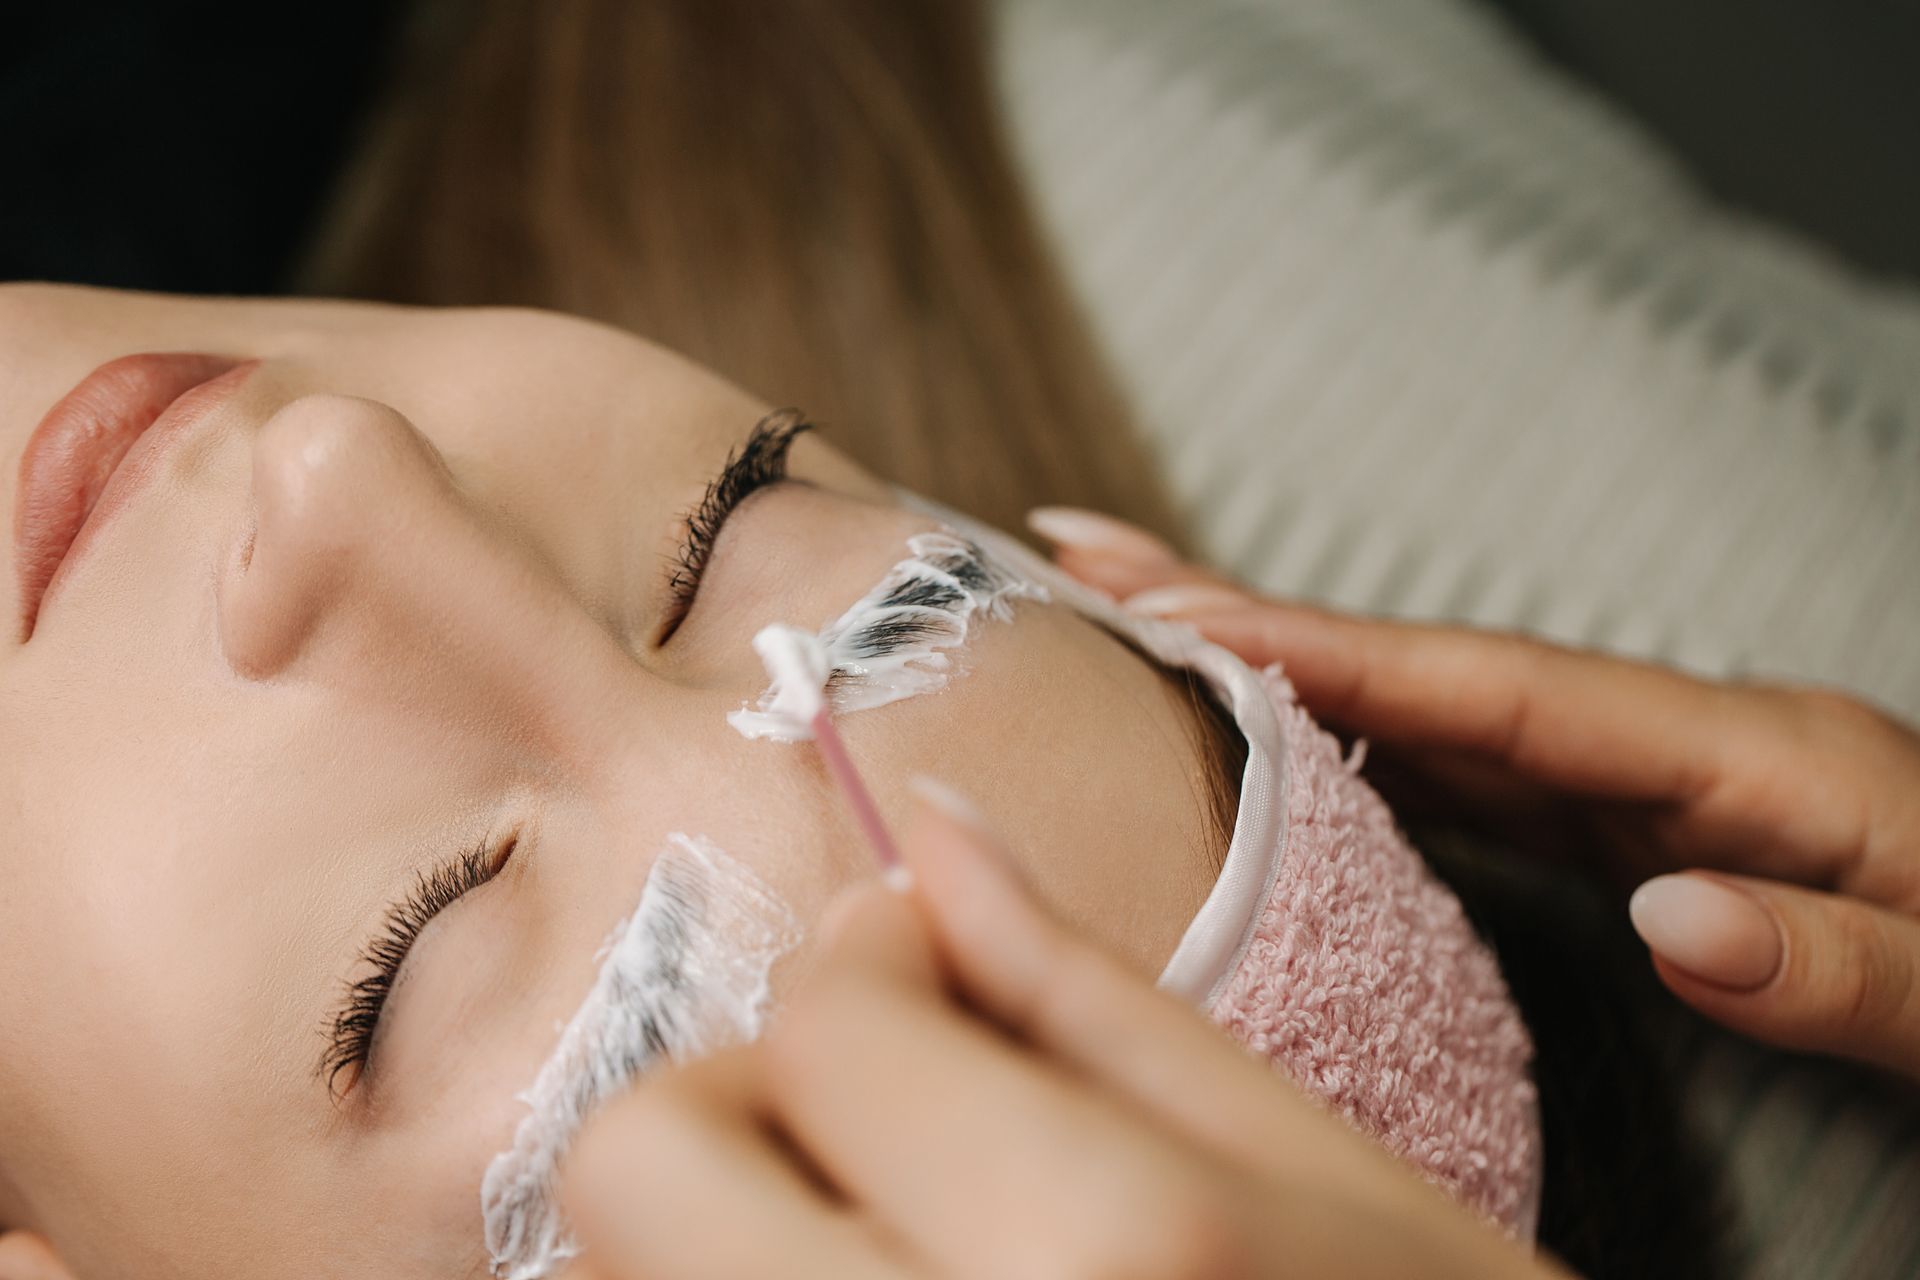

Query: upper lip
left=12, top=352, right=253, bottom=642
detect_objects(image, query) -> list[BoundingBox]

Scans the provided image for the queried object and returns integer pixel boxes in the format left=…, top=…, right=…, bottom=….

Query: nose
left=219, top=394, right=637, bottom=748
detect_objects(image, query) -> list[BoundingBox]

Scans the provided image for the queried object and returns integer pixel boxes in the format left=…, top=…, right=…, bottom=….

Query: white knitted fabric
left=992, top=1, right=1920, bottom=1274
left=997, top=0, right=1920, bottom=722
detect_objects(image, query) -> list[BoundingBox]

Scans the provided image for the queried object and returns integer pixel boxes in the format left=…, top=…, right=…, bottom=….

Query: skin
left=1047, top=510, right=1920, bottom=1080
left=545, top=513, right=1918, bottom=1280
left=0, top=284, right=1221, bottom=1279
left=560, top=789, right=1566, bottom=1280
left=26, top=280, right=1902, bottom=1280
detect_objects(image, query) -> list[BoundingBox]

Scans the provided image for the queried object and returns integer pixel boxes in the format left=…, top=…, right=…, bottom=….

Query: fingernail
left=1026, top=507, right=1179, bottom=565
left=908, top=775, right=1025, bottom=883
left=1630, top=874, right=1783, bottom=990
left=909, top=774, right=992, bottom=832
left=1122, top=582, right=1248, bottom=618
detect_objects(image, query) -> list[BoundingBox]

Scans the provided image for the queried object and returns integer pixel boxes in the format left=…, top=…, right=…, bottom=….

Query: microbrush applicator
left=748, top=624, right=904, bottom=873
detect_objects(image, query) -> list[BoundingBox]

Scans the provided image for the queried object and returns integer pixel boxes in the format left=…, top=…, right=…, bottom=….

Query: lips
left=12, top=352, right=250, bottom=641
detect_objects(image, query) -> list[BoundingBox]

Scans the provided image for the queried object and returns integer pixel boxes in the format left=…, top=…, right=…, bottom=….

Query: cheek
left=561, top=727, right=875, bottom=1016
left=834, top=608, right=1211, bottom=974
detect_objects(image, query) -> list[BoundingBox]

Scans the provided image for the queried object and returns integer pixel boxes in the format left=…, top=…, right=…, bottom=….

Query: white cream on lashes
left=480, top=529, right=1042, bottom=1276
left=728, top=529, right=1046, bottom=742
left=478, top=834, right=800, bottom=1280
left=738, top=623, right=832, bottom=739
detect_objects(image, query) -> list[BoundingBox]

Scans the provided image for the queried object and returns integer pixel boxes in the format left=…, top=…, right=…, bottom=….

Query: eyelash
left=658, top=408, right=812, bottom=643
left=319, top=412, right=808, bottom=1098
left=323, top=834, right=516, bottom=1100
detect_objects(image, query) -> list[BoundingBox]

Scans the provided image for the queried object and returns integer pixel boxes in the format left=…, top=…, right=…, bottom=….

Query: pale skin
left=557, top=785, right=1566, bottom=1280
left=556, top=513, right=1919, bottom=1280
left=0, top=284, right=1221, bottom=1279
left=11, top=279, right=1900, bottom=1280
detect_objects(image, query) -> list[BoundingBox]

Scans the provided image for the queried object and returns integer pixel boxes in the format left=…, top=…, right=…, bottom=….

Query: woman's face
left=0, top=285, right=1219, bottom=1278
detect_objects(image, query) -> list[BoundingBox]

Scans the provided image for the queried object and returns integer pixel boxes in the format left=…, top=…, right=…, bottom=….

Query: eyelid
left=323, top=832, right=517, bottom=1101
left=657, top=412, right=811, bottom=645
left=659, top=477, right=811, bottom=648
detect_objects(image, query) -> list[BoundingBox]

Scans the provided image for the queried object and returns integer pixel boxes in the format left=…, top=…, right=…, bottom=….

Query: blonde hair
left=303, top=0, right=1241, bottom=874
left=303, top=0, right=1184, bottom=546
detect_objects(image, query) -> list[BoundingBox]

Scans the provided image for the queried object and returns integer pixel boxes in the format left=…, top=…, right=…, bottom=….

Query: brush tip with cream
left=743, top=623, right=903, bottom=872
left=748, top=624, right=830, bottom=727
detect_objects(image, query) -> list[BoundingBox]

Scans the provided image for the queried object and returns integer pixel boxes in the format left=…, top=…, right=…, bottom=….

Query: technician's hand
left=558, top=783, right=1563, bottom=1280
left=1029, top=506, right=1920, bottom=1081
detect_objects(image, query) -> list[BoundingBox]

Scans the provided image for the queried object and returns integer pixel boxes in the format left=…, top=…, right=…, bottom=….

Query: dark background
left=0, top=1, right=397, bottom=294
left=1483, top=0, right=1920, bottom=284
left=4, top=1, right=1916, bottom=294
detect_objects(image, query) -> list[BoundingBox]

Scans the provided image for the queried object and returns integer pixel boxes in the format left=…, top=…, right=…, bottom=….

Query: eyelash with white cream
left=320, top=411, right=810, bottom=1099
left=480, top=834, right=800, bottom=1279
left=728, top=530, right=1046, bottom=741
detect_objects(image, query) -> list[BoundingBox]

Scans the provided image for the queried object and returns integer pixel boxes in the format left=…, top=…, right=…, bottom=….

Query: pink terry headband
left=925, top=503, right=1544, bottom=1240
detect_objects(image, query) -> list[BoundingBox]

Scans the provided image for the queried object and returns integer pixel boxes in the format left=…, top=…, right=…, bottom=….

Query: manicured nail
left=909, top=775, right=992, bottom=832
left=908, top=775, right=1028, bottom=883
left=1123, top=582, right=1248, bottom=618
left=1630, top=874, right=1783, bottom=990
left=1026, top=507, right=1180, bottom=565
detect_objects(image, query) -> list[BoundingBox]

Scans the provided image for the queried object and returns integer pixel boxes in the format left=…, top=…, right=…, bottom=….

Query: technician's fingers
left=764, top=872, right=1233, bottom=1280
left=1035, top=508, right=1920, bottom=902
left=1190, top=611, right=1920, bottom=900
left=895, top=778, right=1391, bottom=1189
left=1189, top=607, right=1746, bottom=799
left=0, top=1233, right=69, bottom=1280
left=889, top=783, right=1569, bottom=1280
left=563, top=1048, right=909, bottom=1280
left=1025, top=506, right=1216, bottom=602
left=1030, top=508, right=1733, bottom=798
left=1632, top=872, right=1920, bottom=1081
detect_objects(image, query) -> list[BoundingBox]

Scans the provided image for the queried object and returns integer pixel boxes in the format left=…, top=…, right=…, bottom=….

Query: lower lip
left=12, top=353, right=255, bottom=640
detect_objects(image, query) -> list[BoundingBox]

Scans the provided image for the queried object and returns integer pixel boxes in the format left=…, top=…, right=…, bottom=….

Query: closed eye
left=656, top=409, right=813, bottom=644
left=322, top=832, right=517, bottom=1102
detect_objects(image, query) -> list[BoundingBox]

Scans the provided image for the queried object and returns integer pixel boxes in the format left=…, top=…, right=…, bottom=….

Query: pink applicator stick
left=748, top=626, right=903, bottom=872
left=807, top=707, right=903, bottom=871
